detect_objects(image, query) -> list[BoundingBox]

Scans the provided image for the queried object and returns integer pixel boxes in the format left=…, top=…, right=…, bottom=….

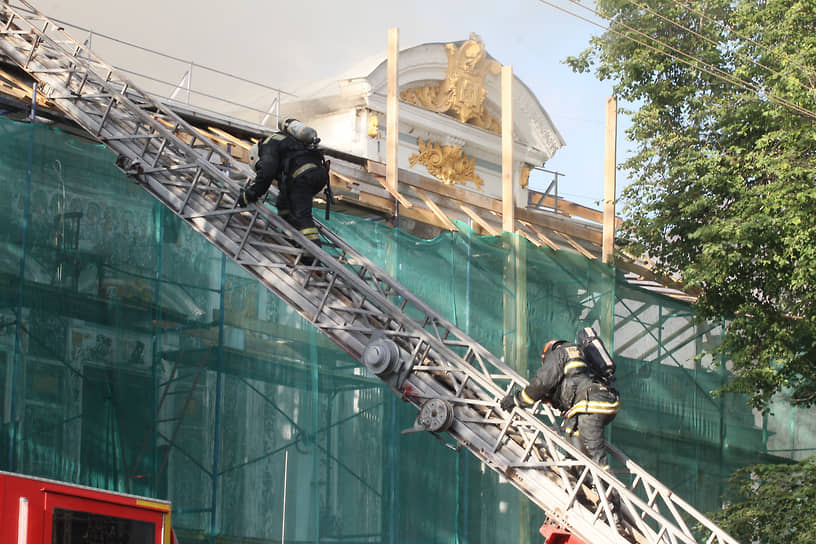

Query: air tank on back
left=577, top=326, right=616, bottom=382
left=279, top=118, right=320, bottom=146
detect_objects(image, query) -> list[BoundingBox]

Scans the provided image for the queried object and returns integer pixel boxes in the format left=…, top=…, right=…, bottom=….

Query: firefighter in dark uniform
left=501, top=336, right=624, bottom=531
left=501, top=339, right=620, bottom=469
left=239, top=119, right=328, bottom=252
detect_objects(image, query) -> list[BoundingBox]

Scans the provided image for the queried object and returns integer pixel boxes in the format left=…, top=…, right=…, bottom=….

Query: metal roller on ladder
left=0, top=3, right=740, bottom=543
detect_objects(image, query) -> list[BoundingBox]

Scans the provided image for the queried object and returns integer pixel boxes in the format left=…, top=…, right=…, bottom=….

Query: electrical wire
left=624, top=0, right=815, bottom=96
left=562, top=0, right=816, bottom=119
left=536, top=0, right=816, bottom=120
left=667, top=0, right=816, bottom=83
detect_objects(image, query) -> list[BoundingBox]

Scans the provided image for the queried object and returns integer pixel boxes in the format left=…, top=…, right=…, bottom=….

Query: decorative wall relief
left=400, top=33, right=501, bottom=133
left=408, top=138, right=484, bottom=190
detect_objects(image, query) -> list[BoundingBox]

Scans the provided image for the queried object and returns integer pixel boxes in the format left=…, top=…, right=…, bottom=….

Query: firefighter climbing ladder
left=0, top=3, right=739, bottom=543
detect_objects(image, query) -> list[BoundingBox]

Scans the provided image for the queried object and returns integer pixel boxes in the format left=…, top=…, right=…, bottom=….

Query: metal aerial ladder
left=0, top=3, right=740, bottom=543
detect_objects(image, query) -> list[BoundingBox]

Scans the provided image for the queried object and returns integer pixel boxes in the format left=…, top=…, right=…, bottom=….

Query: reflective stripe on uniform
left=564, top=398, right=620, bottom=419
left=300, top=227, right=319, bottom=240
left=521, top=390, right=535, bottom=405
left=291, top=162, right=318, bottom=179
left=265, top=133, right=286, bottom=143
left=564, top=359, right=587, bottom=374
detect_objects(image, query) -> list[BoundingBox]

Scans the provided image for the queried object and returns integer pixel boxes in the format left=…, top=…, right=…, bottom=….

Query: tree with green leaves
left=566, top=0, right=816, bottom=410
left=709, top=456, right=816, bottom=543
left=565, top=1, right=816, bottom=540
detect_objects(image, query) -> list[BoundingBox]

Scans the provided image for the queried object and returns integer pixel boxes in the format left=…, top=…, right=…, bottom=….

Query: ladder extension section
left=0, top=3, right=738, bottom=543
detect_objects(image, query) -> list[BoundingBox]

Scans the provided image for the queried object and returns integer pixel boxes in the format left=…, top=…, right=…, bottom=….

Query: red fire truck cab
left=0, top=470, right=175, bottom=544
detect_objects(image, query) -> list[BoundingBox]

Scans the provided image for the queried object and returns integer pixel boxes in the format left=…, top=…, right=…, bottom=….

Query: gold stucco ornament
left=408, top=138, right=484, bottom=190
left=401, top=33, right=501, bottom=133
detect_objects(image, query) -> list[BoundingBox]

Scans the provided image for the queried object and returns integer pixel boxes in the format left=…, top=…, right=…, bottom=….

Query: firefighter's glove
left=501, top=389, right=535, bottom=412
left=238, top=188, right=258, bottom=207
left=500, top=392, right=517, bottom=412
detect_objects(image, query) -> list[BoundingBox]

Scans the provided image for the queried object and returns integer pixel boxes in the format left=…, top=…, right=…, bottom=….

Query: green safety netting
left=0, top=116, right=811, bottom=543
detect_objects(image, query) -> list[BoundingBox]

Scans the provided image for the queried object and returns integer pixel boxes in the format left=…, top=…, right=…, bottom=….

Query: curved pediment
left=365, top=33, right=564, bottom=158
left=278, top=33, right=566, bottom=205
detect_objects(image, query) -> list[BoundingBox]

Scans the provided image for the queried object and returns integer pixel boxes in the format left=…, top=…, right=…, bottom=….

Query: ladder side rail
left=140, top=176, right=375, bottom=362
left=0, top=39, right=249, bottom=204
left=607, top=443, right=738, bottom=544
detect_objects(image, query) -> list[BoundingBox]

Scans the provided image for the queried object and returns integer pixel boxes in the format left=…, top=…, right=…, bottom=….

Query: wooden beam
left=603, top=96, right=617, bottom=264
left=516, top=207, right=602, bottom=246
left=336, top=193, right=443, bottom=230
left=514, top=223, right=542, bottom=247
left=518, top=220, right=559, bottom=251
left=207, top=126, right=252, bottom=150
left=501, top=64, right=514, bottom=233
left=528, top=190, right=623, bottom=228
left=386, top=27, right=399, bottom=196
left=366, top=159, right=603, bottom=246
left=458, top=203, right=500, bottom=236
left=410, top=186, right=458, bottom=231
left=329, top=170, right=359, bottom=192
left=367, top=160, right=501, bottom=213
left=555, top=230, right=597, bottom=260
left=371, top=173, right=414, bottom=208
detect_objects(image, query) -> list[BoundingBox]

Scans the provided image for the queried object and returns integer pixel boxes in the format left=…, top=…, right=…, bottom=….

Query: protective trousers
left=563, top=384, right=619, bottom=469
left=275, top=166, right=329, bottom=244
left=563, top=384, right=622, bottom=527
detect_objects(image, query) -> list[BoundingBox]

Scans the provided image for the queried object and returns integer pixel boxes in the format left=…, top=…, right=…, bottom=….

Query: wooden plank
left=457, top=203, right=500, bottom=236
left=371, top=173, right=414, bottom=208
left=514, top=223, right=542, bottom=247
left=336, top=193, right=442, bottom=229
left=527, top=190, right=622, bottom=228
left=366, top=160, right=502, bottom=213
left=208, top=126, right=252, bottom=150
left=501, top=65, right=514, bottom=232
left=518, top=220, right=559, bottom=251
left=366, top=159, right=604, bottom=245
left=329, top=170, right=360, bottom=192
left=554, top=230, right=596, bottom=260
left=410, top=186, right=458, bottom=231
left=386, top=27, right=399, bottom=195
left=516, top=207, right=602, bottom=246
left=603, top=96, right=617, bottom=264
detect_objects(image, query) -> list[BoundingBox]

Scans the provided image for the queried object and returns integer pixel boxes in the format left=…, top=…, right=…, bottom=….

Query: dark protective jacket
left=247, top=132, right=303, bottom=197
left=248, top=131, right=327, bottom=195
left=523, top=342, right=599, bottom=413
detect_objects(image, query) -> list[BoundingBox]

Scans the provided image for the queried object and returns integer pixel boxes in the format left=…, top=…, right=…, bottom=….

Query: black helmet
left=278, top=118, right=296, bottom=132
left=541, top=339, right=566, bottom=362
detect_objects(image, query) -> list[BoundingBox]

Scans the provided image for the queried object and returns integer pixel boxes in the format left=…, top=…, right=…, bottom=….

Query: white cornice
left=366, top=93, right=551, bottom=165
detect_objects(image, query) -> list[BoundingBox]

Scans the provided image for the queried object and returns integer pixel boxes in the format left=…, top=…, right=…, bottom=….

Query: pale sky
left=22, top=0, right=628, bottom=209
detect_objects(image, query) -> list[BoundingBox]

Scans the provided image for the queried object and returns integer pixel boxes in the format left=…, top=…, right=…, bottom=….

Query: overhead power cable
left=536, top=0, right=816, bottom=120
left=668, top=0, right=816, bottom=83
left=562, top=0, right=816, bottom=119
left=624, top=0, right=815, bottom=96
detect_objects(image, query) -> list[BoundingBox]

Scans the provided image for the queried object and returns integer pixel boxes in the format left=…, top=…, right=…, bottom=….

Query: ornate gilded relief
left=367, top=113, right=380, bottom=138
left=401, top=33, right=501, bottom=133
left=408, top=138, right=484, bottom=190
